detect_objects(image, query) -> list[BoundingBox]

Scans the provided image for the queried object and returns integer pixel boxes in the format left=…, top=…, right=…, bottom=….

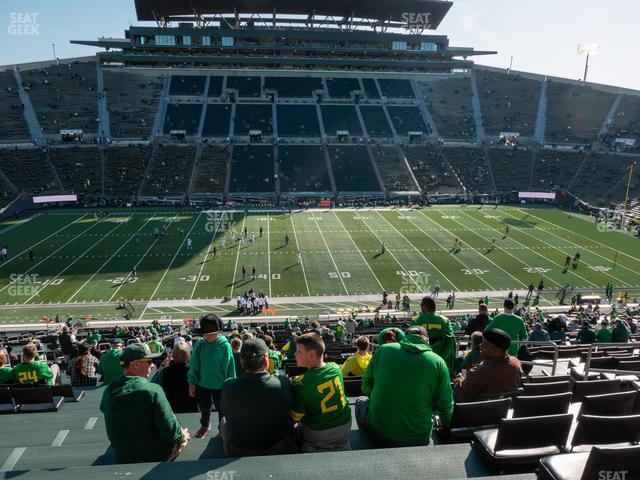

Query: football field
left=0, top=206, right=638, bottom=324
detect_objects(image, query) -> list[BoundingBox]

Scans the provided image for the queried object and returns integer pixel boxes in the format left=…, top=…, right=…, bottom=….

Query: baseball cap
left=120, top=343, right=162, bottom=365
left=240, top=338, right=268, bottom=361
left=113, top=338, right=124, bottom=346
left=483, top=328, right=511, bottom=351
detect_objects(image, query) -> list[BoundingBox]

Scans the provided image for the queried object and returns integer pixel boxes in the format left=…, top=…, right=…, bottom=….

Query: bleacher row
left=2, top=62, right=638, bottom=149
left=0, top=144, right=638, bottom=203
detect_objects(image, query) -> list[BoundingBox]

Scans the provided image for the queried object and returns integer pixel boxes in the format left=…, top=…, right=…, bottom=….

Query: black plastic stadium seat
left=578, top=390, right=638, bottom=416
left=11, top=387, right=65, bottom=413
left=437, top=398, right=510, bottom=443
left=343, top=377, right=363, bottom=397
left=511, top=392, right=572, bottom=418
left=285, top=365, right=307, bottom=377
left=571, top=379, right=621, bottom=402
left=472, top=413, right=573, bottom=471
left=525, top=375, right=570, bottom=383
left=521, top=381, right=571, bottom=396
left=51, top=384, right=85, bottom=402
left=0, top=387, right=17, bottom=414
left=538, top=445, right=640, bottom=480
left=570, top=414, right=640, bottom=452
left=617, top=360, right=640, bottom=372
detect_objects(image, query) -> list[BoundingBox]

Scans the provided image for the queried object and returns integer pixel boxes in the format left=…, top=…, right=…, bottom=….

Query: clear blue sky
left=1, top=0, right=638, bottom=90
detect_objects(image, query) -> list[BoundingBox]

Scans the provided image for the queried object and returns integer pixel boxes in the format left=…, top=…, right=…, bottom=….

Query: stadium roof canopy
left=134, top=0, right=452, bottom=27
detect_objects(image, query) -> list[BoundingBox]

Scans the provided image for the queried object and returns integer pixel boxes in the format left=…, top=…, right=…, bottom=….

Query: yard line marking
left=333, top=211, right=385, bottom=292
left=0, top=216, right=100, bottom=294
left=0, top=214, right=88, bottom=272
left=0, top=214, right=38, bottom=236
left=84, top=417, right=98, bottom=430
left=190, top=211, right=222, bottom=300
left=67, top=216, right=156, bottom=302
left=504, top=210, right=633, bottom=286
left=51, top=429, right=69, bottom=447
left=375, top=210, right=460, bottom=291
left=23, top=217, right=133, bottom=304
left=108, top=213, right=180, bottom=302
left=230, top=212, right=248, bottom=298
left=419, top=210, right=526, bottom=289
left=0, top=447, right=26, bottom=472
left=401, top=212, right=493, bottom=290
left=140, top=211, right=204, bottom=318
left=462, top=210, right=598, bottom=289
left=457, top=210, right=567, bottom=288
left=513, top=209, right=640, bottom=278
left=289, top=212, right=311, bottom=296
left=353, top=210, right=424, bottom=293
left=267, top=212, right=272, bottom=297
left=311, top=212, right=349, bottom=295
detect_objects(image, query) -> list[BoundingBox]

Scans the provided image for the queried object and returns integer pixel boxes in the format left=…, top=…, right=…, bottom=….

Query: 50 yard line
left=229, top=212, right=247, bottom=298
left=289, top=211, right=311, bottom=296
left=311, top=211, right=349, bottom=295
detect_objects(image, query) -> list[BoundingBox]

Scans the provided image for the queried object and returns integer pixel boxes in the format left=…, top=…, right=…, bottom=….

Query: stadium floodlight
left=577, top=43, right=599, bottom=82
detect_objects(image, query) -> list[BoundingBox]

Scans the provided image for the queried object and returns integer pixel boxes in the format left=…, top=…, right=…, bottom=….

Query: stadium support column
left=534, top=79, right=548, bottom=143
left=354, top=105, right=369, bottom=141
left=228, top=103, right=237, bottom=138
left=96, top=64, right=111, bottom=140
left=315, top=104, right=326, bottom=138
left=272, top=103, right=278, bottom=140
left=197, top=78, right=210, bottom=138
left=322, top=146, right=338, bottom=197
left=274, top=144, right=281, bottom=202
left=599, top=94, right=623, bottom=141
left=152, top=76, right=170, bottom=138
left=13, top=70, right=42, bottom=142
left=469, top=70, right=486, bottom=144
left=410, top=79, right=439, bottom=138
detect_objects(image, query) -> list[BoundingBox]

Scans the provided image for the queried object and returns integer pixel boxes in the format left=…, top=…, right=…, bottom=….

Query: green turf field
left=0, top=206, right=638, bottom=324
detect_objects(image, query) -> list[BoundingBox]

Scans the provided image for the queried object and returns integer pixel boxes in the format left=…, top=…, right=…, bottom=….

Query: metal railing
left=512, top=340, right=561, bottom=376
left=582, top=342, right=639, bottom=378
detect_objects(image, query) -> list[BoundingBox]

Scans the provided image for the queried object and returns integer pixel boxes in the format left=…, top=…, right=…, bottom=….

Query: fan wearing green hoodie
left=188, top=314, right=236, bottom=439
left=100, top=343, right=189, bottom=464
left=411, top=297, right=457, bottom=374
left=357, top=326, right=454, bottom=447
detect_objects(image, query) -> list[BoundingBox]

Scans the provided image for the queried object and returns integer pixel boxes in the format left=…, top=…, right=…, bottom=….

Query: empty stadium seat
left=11, top=387, right=65, bottom=413
left=343, top=377, right=363, bottom=397
left=538, top=445, right=640, bottom=480
left=472, top=413, right=573, bottom=471
left=525, top=375, right=570, bottom=383
left=0, top=387, right=17, bottom=414
left=521, top=381, right=571, bottom=396
left=571, top=379, right=621, bottom=403
left=577, top=390, right=638, bottom=417
left=51, top=384, right=85, bottom=402
left=570, top=414, right=640, bottom=452
left=169, top=76, right=206, bottom=96
left=437, top=398, right=510, bottom=443
left=511, top=392, right=572, bottom=418
left=163, top=103, right=202, bottom=135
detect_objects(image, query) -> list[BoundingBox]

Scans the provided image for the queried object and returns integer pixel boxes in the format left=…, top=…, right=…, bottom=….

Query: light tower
left=577, top=43, right=599, bottom=83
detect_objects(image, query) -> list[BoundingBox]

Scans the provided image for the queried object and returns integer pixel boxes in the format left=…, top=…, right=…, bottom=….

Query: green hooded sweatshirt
left=411, top=312, right=457, bottom=373
left=362, top=334, right=454, bottom=447
left=188, top=336, right=235, bottom=389
left=100, top=375, right=183, bottom=464
left=97, top=348, right=123, bottom=385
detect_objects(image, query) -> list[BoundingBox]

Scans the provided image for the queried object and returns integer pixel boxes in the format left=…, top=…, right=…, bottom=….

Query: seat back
left=617, top=360, right=640, bottom=372
left=51, top=384, right=73, bottom=398
left=521, top=381, right=570, bottom=396
left=580, top=445, right=640, bottom=480
left=512, top=392, right=572, bottom=418
left=525, top=375, right=570, bottom=384
left=285, top=365, right=307, bottom=377
left=572, top=414, right=640, bottom=448
left=343, top=377, right=363, bottom=397
left=11, top=387, right=53, bottom=404
left=0, top=387, right=12, bottom=403
left=579, top=391, right=638, bottom=416
left=450, top=398, right=511, bottom=429
left=588, top=357, right=617, bottom=369
left=494, top=413, right=573, bottom=451
left=572, top=379, right=621, bottom=402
